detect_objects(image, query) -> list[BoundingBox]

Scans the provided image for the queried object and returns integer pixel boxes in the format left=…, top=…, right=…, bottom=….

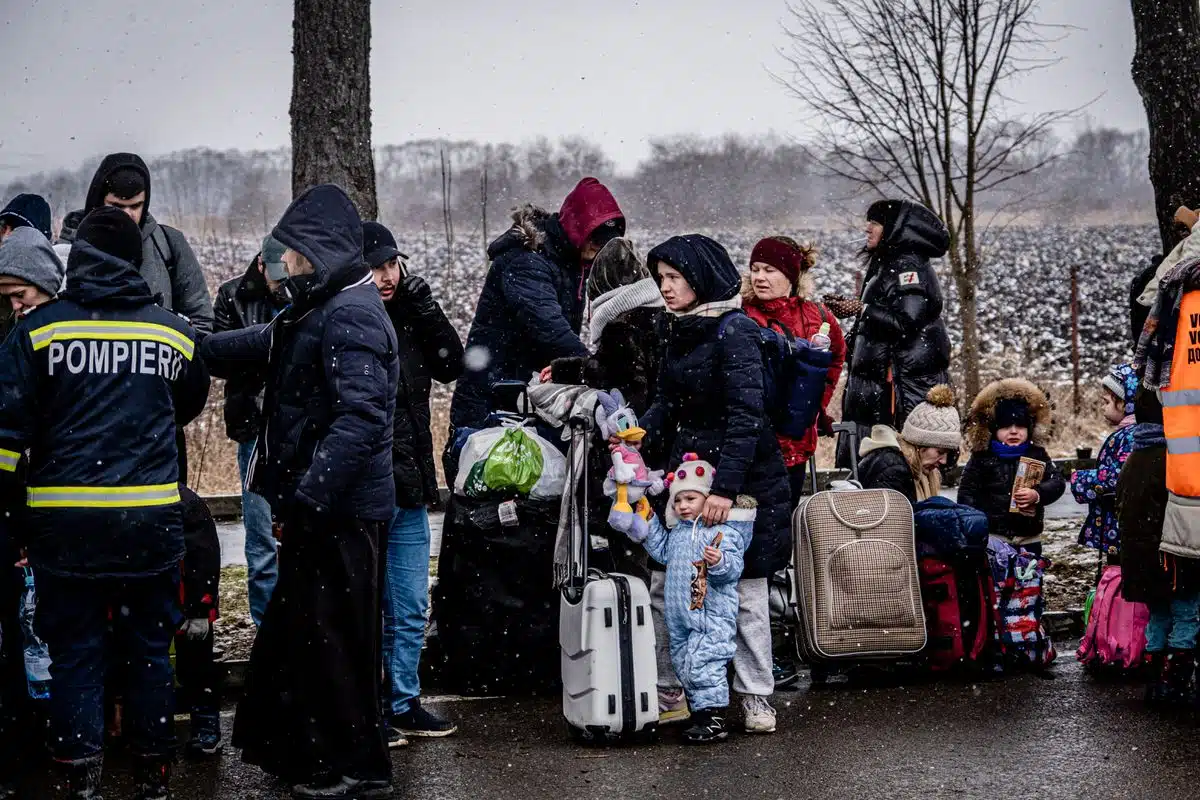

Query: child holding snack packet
left=611, top=453, right=754, bottom=745
left=959, top=378, right=1066, bottom=556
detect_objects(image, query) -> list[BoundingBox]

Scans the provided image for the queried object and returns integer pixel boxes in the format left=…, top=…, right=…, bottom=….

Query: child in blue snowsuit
left=1072, top=363, right=1139, bottom=559
left=617, top=453, right=753, bottom=744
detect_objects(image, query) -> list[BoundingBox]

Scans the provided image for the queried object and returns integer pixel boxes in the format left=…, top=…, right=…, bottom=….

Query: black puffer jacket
left=641, top=235, right=790, bottom=580
left=858, top=447, right=918, bottom=505
left=844, top=201, right=951, bottom=428
left=386, top=282, right=464, bottom=508
left=450, top=205, right=588, bottom=429
left=957, top=445, right=1065, bottom=543
left=201, top=185, right=399, bottom=522
left=213, top=257, right=286, bottom=443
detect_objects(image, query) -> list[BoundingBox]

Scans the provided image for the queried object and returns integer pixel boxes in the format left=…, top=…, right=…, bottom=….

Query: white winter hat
left=666, top=453, right=715, bottom=527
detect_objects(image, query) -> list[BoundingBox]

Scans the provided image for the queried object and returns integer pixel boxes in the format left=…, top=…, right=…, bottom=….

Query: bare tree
left=290, top=0, right=378, bottom=219
left=1131, top=0, right=1200, bottom=253
left=779, top=0, right=1073, bottom=403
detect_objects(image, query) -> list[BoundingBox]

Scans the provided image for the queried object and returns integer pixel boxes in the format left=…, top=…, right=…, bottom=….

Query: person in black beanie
left=0, top=193, right=53, bottom=242
left=0, top=205, right=209, bottom=800
left=364, top=220, right=463, bottom=746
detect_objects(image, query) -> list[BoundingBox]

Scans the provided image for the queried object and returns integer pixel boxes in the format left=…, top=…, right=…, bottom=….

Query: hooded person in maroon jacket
left=449, top=177, right=625, bottom=433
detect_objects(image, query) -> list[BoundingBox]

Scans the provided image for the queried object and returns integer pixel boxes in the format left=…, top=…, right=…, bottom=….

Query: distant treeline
left=2, top=127, right=1152, bottom=239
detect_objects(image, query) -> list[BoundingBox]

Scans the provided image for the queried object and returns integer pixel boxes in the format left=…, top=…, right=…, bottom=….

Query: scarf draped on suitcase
left=526, top=382, right=601, bottom=589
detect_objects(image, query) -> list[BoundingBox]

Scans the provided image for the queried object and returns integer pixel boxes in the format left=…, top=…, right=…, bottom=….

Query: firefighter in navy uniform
left=0, top=207, right=210, bottom=800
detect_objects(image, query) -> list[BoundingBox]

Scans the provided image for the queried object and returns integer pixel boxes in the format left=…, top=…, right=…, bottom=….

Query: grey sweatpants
left=650, top=572, right=774, bottom=698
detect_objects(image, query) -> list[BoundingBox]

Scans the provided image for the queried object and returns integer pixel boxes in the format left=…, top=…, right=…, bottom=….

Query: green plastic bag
left=481, top=427, right=544, bottom=496
left=1083, top=588, right=1096, bottom=628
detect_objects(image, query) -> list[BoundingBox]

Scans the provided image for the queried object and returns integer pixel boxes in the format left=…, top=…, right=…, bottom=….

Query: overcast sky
left=0, top=0, right=1144, bottom=182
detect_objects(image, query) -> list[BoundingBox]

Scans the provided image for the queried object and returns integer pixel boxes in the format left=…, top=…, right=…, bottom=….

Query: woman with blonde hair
left=857, top=385, right=961, bottom=504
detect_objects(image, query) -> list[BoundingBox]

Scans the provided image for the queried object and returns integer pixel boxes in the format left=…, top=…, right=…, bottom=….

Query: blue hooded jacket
left=0, top=235, right=209, bottom=577
left=200, top=184, right=399, bottom=521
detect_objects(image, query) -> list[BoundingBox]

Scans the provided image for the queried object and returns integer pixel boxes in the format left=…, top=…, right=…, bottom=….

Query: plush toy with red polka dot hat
left=665, top=453, right=717, bottom=527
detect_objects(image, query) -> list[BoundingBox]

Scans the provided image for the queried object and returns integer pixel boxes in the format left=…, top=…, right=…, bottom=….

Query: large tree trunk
left=1131, top=0, right=1200, bottom=253
left=290, top=0, right=378, bottom=220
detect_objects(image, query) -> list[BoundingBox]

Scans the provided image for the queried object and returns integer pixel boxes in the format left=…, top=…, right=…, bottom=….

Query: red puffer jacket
left=745, top=296, right=846, bottom=467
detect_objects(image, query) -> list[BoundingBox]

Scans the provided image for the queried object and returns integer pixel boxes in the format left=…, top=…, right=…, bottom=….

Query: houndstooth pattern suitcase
left=792, top=487, right=926, bottom=662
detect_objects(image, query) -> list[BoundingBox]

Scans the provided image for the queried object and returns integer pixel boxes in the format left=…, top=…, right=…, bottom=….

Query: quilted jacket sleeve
left=705, top=522, right=746, bottom=586
left=501, top=252, right=587, bottom=362
left=296, top=306, right=395, bottom=514
left=711, top=315, right=766, bottom=500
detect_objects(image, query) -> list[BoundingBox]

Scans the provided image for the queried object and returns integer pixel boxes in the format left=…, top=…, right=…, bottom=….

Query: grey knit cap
left=0, top=226, right=65, bottom=297
left=901, top=384, right=962, bottom=450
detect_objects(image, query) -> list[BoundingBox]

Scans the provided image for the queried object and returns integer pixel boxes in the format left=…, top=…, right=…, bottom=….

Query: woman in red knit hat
left=743, top=236, right=846, bottom=505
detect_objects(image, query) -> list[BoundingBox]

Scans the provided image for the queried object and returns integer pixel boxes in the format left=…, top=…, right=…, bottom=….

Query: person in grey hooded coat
left=59, top=152, right=213, bottom=333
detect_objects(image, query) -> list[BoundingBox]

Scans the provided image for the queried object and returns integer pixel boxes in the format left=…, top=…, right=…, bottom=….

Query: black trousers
left=174, top=626, right=220, bottom=717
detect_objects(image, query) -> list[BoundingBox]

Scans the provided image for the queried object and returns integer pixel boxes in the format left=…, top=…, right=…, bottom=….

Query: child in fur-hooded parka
left=958, top=378, right=1066, bottom=555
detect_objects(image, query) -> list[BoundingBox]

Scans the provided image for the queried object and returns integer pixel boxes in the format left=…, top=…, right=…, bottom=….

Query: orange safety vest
left=1163, top=290, right=1200, bottom=499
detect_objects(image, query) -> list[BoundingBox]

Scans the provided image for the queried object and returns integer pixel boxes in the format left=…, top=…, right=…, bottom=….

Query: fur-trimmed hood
left=485, top=203, right=579, bottom=267
left=964, top=377, right=1054, bottom=452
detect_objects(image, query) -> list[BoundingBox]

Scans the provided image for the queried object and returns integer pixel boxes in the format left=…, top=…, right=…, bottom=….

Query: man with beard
left=363, top=221, right=462, bottom=747
left=201, top=185, right=398, bottom=799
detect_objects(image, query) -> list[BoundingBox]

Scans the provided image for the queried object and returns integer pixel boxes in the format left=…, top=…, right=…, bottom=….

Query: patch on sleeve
left=899, top=271, right=920, bottom=286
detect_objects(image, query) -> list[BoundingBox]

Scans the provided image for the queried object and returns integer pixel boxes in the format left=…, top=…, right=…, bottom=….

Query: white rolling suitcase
left=559, top=414, right=658, bottom=742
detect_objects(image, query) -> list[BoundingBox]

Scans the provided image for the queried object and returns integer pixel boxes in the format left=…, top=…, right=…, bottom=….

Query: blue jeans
left=382, top=506, right=431, bottom=716
left=1145, top=591, right=1200, bottom=652
left=238, top=440, right=277, bottom=626
left=33, top=570, right=181, bottom=761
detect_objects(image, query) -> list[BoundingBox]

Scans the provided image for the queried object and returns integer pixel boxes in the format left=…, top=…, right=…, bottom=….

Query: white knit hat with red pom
left=665, top=453, right=716, bottom=527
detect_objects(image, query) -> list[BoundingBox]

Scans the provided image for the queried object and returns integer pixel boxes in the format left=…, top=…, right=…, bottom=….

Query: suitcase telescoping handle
left=832, top=421, right=860, bottom=483
left=563, top=412, right=593, bottom=603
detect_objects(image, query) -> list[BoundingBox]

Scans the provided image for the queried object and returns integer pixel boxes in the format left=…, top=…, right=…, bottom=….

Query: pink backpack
left=1076, top=565, right=1150, bottom=670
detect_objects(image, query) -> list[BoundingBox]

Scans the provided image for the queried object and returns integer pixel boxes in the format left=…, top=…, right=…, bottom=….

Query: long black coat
left=957, top=445, right=1065, bottom=542
left=642, top=236, right=790, bottom=580
left=1117, top=443, right=1200, bottom=602
left=450, top=206, right=588, bottom=429
left=213, top=257, right=286, bottom=443
left=844, top=202, right=951, bottom=428
left=201, top=185, right=399, bottom=522
left=386, top=289, right=463, bottom=508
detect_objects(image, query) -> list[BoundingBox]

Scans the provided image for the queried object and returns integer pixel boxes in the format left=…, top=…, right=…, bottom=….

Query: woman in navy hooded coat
left=641, top=234, right=789, bottom=734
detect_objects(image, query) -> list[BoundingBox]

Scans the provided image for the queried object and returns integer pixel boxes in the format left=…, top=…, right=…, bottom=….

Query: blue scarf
left=990, top=439, right=1031, bottom=459
left=1132, top=423, right=1166, bottom=452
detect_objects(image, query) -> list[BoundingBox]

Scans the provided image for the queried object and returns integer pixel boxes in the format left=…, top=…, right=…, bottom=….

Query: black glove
left=818, top=411, right=835, bottom=438
left=399, top=274, right=437, bottom=316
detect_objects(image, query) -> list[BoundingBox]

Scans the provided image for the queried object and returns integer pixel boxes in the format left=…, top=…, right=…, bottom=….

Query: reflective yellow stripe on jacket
left=1163, top=290, right=1200, bottom=498
left=28, top=320, right=194, bottom=360
left=27, top=483, right=181, bottom=509
left=0, top=448, right=19, bottom=473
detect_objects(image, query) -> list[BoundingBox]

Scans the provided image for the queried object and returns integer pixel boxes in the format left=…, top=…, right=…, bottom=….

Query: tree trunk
left=1131, top=0, right=1200, bottom=253
left=954, top=268, right=981, bottom=407
left=290, top=0, right=378, bottom=220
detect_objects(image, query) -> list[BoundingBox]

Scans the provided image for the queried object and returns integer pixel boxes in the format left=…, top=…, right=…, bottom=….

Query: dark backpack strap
left=151, top=225, right=179, bottom=278
left=715, top=309, right=745, bottom=339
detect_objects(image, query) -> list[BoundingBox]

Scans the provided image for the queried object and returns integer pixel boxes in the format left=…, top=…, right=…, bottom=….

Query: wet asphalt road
left=51, top=653, right=1200, bottom=800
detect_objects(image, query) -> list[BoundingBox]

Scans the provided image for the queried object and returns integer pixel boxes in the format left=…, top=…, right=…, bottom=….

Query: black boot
left=54, top=756, right=103, bottom=800
left=1145, top=651, right=1167, bottom=706
left=1165, top=648, right=1195, bottom=704
left=185, top=712, right=223, bottom=757
left=133, top=757, right=171, bottom=800
left=682, top=708, right=728, bottom=744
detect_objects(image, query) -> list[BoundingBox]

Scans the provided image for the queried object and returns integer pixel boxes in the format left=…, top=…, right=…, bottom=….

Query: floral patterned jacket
left=1072, top=424, right=1136, bottom=552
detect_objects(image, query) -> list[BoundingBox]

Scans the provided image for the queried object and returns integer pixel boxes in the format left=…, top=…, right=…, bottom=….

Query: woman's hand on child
left=1013, top=487, right=1040, bottom=509
left=701, top=494, right=732, bottom=526
left=702, top=546, right=722, bottom=566
left=538, top=365, right=554, bottom=384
